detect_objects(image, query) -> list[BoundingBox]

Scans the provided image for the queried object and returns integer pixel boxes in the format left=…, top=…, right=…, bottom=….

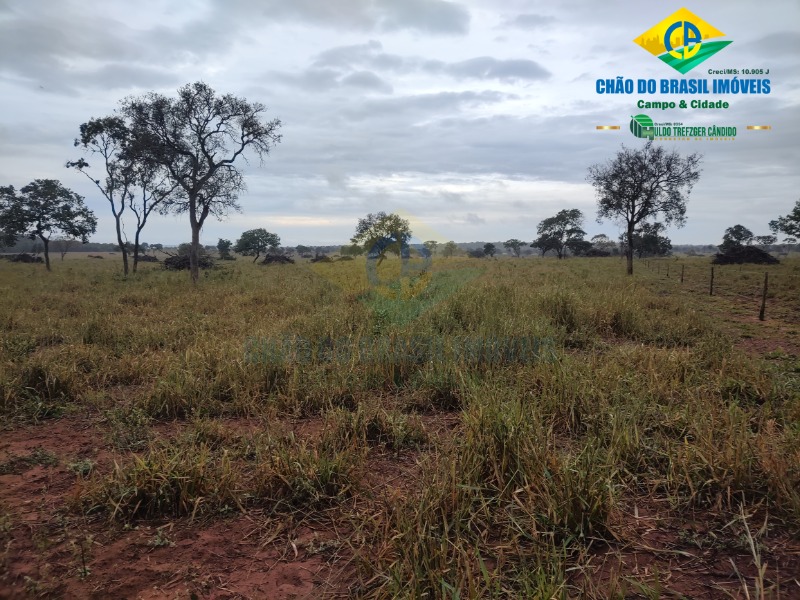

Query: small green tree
left=217, top=238, right=233, bottom=259
left=423, top=240, right=439, bottom=256
left=177, top=243, right=197, bottom=256
left=442, top=241, right=459, bottom=258
left=351, top=212, right=412, bottom=261
left=769, top=200, right=800, bottom=239
left=590, top=234, right=617, bottom=255
left=531, top=209, right=586, bottom=259
left=503, top=239, right=524, bottom=257
left=624, top=222, right=672, bottom=257
left=340, top=243, right=365, bottom=257
left=483, top=242, right=496, bottom=257
left=754, top=235, right=777, bottom=249
left=234, top=229, right=280, bottom=262
left=719, top=224, right=754, bottom=252
left=0, top=180, right=97, bottom=271
left=566, top=239, right=593, bottom=256
left=52, top=236, right=81, bottom=261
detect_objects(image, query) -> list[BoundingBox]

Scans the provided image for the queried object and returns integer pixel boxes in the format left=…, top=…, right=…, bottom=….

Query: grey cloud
left=312, top=40, right=429, bottom=74
left=439, top=191, right=465, bottom=203
left=0, top=0, right=469, bottom=100
left=271, top=68, right=343, bottom=92
left=313, top=40, right=385, bottom=69
left=0, top=3, right=196, bottom=96
left=464, top=213, right=486, bottom=225
left=1, top=0, right=797, bottom=247
left=340, top=71, right=393, bottom=93
left=270, top=67, right=392, bottom=94
left=324, top=172, right=350, bottom=189
left=0, top=5, right=148, bottom=93
left=500, top=14, right=556, bottom=30
left=739, top=32, right=800, bottom=66
left=749, top=30, right=800, bottom=52
left=311, top=40, right=548, bottom=82
left=341, top=90, right=507, bottom=121
left=376, top=0, right=469, bottom=34
left=442, top=57, right=550, bottom=82
left=205, top=0, right=469, bottom=35
left=72, top=64, right=179, bottom=91
left=0, top=6, right=138, bottom=68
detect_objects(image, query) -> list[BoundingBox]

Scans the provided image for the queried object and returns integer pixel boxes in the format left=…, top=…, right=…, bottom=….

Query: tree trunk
left=41, top=235, right=51, bottom=271
left=626, top=223, right=635, bottom=275
left=114, top=214, right=129, bottom=276
left=132, top=229, right=141, bottom=273
left=189, top=200, right=200, bottom=284
left=252, top=253, right=259, bottom=263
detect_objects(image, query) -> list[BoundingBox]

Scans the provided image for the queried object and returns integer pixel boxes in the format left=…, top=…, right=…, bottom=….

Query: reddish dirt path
left=0, top=415, right=358, bottom=599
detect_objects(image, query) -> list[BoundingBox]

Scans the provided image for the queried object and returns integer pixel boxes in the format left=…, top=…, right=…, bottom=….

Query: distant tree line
left=4, top=100, right=800, bottom=278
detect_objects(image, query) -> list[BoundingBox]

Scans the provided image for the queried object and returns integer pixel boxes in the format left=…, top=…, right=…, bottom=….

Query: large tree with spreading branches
left=121, top=81, right=282, bottom=283
left=588, top=141, right=702, bottom=275
left=0, top=180, right=97, bottom=271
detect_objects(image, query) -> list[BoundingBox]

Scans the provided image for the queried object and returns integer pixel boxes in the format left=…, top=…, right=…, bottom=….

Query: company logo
left=634, top=8, right=732, bottom=74
left=630, top=114, right=654, bottom=139
left=629, top=114, right=737, bottom=141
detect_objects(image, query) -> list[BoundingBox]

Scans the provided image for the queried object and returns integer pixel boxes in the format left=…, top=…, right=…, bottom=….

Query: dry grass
left=1, top=254, right=799, bottom=597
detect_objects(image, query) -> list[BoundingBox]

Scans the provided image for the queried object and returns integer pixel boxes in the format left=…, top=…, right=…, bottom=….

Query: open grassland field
left=1, top=256, right=799, bottom=599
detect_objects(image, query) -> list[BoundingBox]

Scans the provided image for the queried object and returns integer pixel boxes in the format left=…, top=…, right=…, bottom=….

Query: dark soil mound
left=712, top=246, right=779, bottom=265
left=585, top=249, right=611, bottom=257
left=3, top=253, right=44, bottom=263
left=163, top=255, right=214, bottom=271
left=261, top=254, right=295, bottom=265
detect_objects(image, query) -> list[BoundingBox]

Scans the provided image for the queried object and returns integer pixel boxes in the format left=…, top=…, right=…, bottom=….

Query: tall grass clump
left=322, top=404, right=427, bottom=453
left=251, top=432, right=363, bottom=508
left=362, top=381, right=617, bottom=598
left=82, top=441, right=240, bottom=520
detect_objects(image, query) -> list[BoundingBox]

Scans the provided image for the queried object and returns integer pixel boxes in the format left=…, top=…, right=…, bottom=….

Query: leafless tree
left=52, top=236, right=81, bottom=261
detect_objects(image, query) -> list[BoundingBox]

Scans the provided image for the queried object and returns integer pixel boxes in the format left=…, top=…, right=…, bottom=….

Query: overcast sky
left=1, top=0, right=798, bottom=246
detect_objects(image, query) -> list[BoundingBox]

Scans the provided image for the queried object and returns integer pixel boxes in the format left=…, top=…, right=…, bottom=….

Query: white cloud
left=0, top=0, right=798, bottom=246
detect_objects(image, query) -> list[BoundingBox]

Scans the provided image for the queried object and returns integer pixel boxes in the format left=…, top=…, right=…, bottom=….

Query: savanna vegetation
left=2, top=81, right=800, bottom=598
left=1, top=253, right=798, bottom=598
